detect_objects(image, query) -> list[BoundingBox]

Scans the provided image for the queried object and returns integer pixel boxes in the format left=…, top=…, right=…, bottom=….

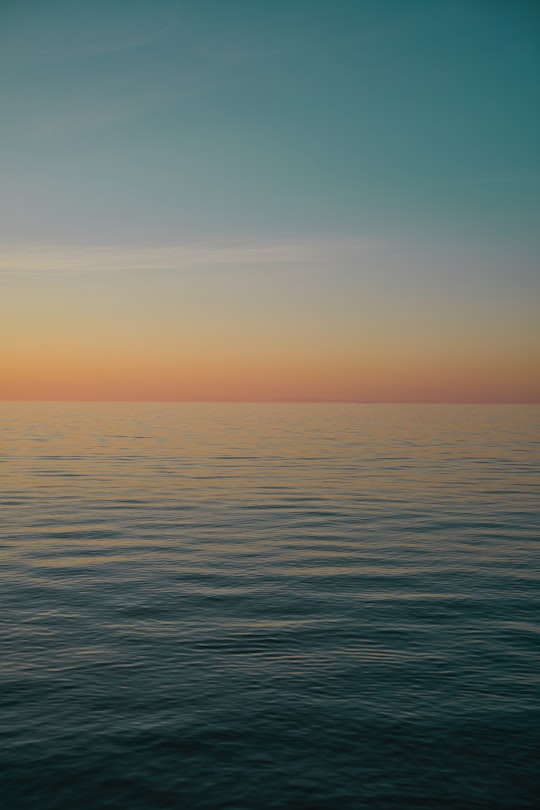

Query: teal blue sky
left=1, top=0, right=539, bottom=251
left=1, top=1, right=539, bottom=401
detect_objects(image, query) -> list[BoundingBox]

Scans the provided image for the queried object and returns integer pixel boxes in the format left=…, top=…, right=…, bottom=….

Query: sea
left=1, top=403, right=539, bottom=809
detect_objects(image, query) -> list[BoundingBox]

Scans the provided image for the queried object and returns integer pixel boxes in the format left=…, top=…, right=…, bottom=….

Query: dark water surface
left=1, top=403, right=539, bottom=809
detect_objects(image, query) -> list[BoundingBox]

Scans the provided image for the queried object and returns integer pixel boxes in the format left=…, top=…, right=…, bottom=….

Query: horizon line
left=1, top=399, right=538, bottom=405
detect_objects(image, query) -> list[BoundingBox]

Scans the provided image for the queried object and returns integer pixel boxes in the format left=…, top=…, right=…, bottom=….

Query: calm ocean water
left=1, top=403, right=539, bottom=809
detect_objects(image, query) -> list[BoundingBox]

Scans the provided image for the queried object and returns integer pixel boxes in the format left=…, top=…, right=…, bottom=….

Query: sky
left=1, top=0, right=539, bottom=402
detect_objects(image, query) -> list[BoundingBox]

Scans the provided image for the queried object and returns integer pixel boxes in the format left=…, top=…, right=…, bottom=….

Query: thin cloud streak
left=0, top=237, right=381, bottom=275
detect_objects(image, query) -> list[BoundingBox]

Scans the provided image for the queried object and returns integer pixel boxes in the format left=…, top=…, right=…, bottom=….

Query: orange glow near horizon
left=2, top=336, right=539, bottom=403
left=1, top=245, right=539, bottom=404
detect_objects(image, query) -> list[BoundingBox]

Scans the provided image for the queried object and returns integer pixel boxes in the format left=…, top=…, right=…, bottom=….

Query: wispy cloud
left=0, top=2, right=306, bottom=140
left=0, top=1, right=170, bottom=66
left=0, top=237, right=378, bottom=275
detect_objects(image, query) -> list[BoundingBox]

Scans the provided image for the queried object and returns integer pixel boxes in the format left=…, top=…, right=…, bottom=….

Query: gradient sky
left=1, top=0, right=539, bottom=401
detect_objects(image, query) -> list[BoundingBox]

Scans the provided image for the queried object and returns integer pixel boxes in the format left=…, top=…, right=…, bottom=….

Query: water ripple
left=0, top=403, right=539, bottom=809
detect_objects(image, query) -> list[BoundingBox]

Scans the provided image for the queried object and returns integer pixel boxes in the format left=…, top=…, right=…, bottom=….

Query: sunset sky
left=1, top=0, right=539, bottom=401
